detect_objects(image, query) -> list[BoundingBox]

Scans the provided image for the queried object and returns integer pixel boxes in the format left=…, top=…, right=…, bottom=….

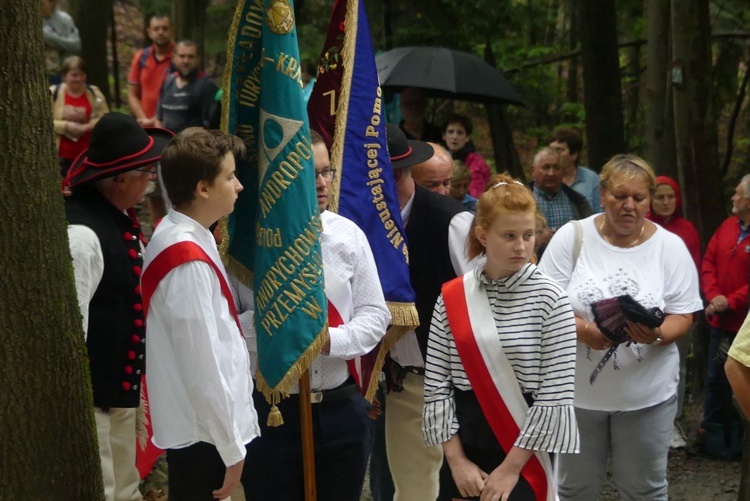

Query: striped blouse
left=422, top=263, right=580, bottom=454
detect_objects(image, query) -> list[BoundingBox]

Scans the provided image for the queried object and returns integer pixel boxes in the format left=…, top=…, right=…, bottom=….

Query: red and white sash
left=324, top=265, right=366, bottom=392
left=136, top=223, right=241, bottom=478
left=141, top=223, right=242, bottom=336
left=442, top=272, right=556, bottom=501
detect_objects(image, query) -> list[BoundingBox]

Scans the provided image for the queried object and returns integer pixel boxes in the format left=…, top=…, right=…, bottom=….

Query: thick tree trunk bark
left=484, top=42, right=523, bottom=179
left=643, top=0, right=677, bottom=177
left=671, top=0, right=724, bottom=241
left=0, top=1, right=103, bottom=499
left=70, top=0, right=114, bottom=104
left=578, top=0, right=625, bottom=170
left=672, top=0, right=724, bottom=401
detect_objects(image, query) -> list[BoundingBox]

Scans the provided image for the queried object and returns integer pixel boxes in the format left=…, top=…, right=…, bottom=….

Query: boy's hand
left=213, top=459, right=244, bottom=500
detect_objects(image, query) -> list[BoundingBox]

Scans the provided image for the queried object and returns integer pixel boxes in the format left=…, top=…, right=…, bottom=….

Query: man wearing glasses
left=236, top=129, right=391, bottom=500
left=63, top=112, right=173, bottom=501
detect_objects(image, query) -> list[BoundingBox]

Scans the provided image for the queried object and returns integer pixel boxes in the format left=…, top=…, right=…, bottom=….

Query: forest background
left=62, top=0, right=750, bottom=248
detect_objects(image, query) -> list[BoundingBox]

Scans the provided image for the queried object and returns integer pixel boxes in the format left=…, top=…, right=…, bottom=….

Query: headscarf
left=647, top=175, right=701, bottom=270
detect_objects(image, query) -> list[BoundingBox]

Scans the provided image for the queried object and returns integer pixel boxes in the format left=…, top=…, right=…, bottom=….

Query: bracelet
left=651, top=328, right=665, bottom=345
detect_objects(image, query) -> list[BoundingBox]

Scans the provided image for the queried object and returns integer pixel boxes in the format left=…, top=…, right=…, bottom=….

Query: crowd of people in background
left=44, top=0, right=750, bottom=500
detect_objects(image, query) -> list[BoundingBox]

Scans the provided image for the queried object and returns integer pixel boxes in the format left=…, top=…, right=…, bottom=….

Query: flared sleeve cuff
left=514, top=404, right=580, bottom=454
left=422, top=398, right=460, bottom=447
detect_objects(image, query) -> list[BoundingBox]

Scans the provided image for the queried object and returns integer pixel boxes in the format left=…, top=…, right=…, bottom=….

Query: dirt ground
left=360, top=398, right=745, bottom=501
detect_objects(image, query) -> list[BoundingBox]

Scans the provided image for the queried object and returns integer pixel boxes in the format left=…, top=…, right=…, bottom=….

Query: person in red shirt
left=699, top=174, right=750, bottom=453
left=127, top=15, right=174, bottom=127
left=52, top=56, right=109, bottom=176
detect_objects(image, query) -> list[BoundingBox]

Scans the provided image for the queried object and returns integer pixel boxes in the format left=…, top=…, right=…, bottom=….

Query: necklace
left=599, top=216, right=645, bottom=248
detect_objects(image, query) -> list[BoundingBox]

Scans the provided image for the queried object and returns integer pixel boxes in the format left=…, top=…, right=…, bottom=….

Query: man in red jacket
left=700, top=174, right=750, bottom=453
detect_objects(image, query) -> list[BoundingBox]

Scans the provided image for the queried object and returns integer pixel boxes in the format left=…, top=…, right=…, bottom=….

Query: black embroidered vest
left=65, top=188, right=145, bottom=408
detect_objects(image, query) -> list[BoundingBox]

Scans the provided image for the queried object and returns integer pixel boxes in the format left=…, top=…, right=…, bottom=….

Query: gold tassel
left=267, top=404, right=284, bottom=427
left=254, top=326, right=330, bottom=426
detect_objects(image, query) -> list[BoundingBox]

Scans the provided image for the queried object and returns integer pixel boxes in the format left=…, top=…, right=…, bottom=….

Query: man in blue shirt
left=529, top=147, right=592, bottom=252
left=550, top=127, right=600, bottom=211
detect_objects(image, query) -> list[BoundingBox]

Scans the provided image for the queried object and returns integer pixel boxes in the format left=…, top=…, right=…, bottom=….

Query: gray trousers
left=675, top=325, right=694, bottom=417
left=558, top=394, right=677, bottom=501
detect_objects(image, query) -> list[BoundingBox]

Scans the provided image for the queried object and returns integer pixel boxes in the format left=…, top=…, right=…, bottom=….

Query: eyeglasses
left=135, top=166, right=158, bottom=178
left=315, top=167, right=337, bottom=180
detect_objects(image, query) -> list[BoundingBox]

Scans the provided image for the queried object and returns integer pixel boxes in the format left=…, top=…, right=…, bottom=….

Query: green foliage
left=139, top=0, right=170, bottom=18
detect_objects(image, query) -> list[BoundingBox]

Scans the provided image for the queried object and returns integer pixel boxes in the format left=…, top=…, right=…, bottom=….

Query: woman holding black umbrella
left=442, top=113, right=491, bottom=199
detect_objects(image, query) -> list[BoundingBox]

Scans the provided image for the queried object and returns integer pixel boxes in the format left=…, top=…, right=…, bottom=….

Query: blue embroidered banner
left=307, top=0, right=418, bottom=399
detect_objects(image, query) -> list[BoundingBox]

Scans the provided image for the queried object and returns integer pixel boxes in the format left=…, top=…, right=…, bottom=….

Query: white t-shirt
left=539, top=215, right=703, bottom=411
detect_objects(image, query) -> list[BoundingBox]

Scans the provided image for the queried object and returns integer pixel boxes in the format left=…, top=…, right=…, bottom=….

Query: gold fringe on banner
left=253, top=324, right=330, bottom=427
left=223, top=254, right=254, bottom=290
left=220, top=0, right=244, bottom=135
left=361, top=303, right=420, bottom=402
left=387, top=301, right=420, bottom=328
left=326, top=0, right=359, bottom=214
left=363, top=324, right=411, bottom=402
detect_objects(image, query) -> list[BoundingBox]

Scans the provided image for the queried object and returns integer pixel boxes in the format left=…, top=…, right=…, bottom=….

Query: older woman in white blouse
left=539, top=154, right=702, bottom=500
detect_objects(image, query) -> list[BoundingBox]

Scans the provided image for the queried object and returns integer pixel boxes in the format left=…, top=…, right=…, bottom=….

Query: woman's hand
left=480, top=464, right=519, bottom=501
left=480, top=446, right=534, bottom=501
left=625, top=321, right=661, bottom=345
left=448, top=455, right=488, bottom=498
left=443, top=435, right=487, bottom=498
left=578, top=319, right=612, bottom=350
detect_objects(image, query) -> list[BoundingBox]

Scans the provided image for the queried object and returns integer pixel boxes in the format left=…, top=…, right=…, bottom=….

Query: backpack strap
left=139, top=46, right=152, bottom=69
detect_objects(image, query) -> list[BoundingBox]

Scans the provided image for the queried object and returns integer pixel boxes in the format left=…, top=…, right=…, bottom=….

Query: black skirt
left=437, top=389, right=537, bottom=501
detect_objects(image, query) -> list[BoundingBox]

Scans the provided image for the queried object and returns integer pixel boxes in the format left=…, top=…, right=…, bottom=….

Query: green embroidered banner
left=223, top=0, right=327, bottom=418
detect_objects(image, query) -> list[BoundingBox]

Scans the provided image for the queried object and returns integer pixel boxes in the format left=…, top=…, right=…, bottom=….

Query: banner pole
left=299, top=370, right=317, bottom=501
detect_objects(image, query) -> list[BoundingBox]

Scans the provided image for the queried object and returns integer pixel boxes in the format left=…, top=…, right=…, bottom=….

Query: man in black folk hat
left=64, top=112, right=172, bottom=501
left=381, top=124, right=476, bottom=500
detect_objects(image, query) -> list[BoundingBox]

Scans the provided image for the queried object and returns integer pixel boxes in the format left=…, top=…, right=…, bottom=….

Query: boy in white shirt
left=142, top=128, right=259, bottom=500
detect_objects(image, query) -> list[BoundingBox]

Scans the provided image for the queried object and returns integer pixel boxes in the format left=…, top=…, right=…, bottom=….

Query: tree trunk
left=578, top=0, right=625, bottom=170
left=172, top=0, right=210, bottom=56
left=484, top=42, right=523, bottom=179
left=672, top=0, right=724, bottom=402
left=565, top=0, right=580, bottom=114
left=69, top=0, right=114, bottom=103
left=0, top=1, right=103, bottom=499
left=671, top=0, right=724, bottom=241
left=643, top=0, right=677, bottom=177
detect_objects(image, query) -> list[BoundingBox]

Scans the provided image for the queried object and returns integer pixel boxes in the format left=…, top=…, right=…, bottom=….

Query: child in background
left=450, top=160, right=478, bottom=212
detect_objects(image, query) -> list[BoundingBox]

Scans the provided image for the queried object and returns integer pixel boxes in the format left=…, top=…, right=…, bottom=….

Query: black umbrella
left=376, top=46, right=523, bottom=105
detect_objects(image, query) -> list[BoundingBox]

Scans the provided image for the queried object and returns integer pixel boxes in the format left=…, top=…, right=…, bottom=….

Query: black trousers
left=243, top=386, right=372, bottom=500
left=166, top=441, right=253, bottom=501
left=438, top=390, right=536, bottom=501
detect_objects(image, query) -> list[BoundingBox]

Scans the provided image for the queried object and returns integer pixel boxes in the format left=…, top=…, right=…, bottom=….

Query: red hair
left=467, top=173, right=536, bottom=260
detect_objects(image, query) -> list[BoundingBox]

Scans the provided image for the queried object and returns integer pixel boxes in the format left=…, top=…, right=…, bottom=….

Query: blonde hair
left=600, top=154, right=657, bottom=195
left=452, top=160, right=471, bottom=183
left=467, top=173, right=536, bottom=260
